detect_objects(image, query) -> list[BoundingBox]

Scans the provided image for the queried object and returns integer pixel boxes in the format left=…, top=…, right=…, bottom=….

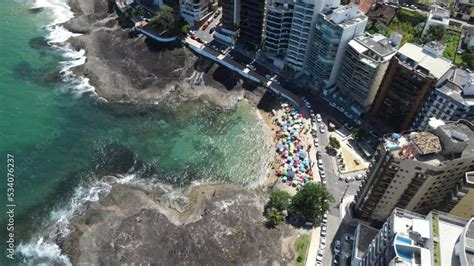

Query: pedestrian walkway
left=305, top=226, right=321, bottom=266
left=184, top=37, right=309, bottom=116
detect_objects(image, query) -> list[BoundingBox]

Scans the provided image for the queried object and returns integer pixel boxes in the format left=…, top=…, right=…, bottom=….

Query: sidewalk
left=339, top=195, right=355, bottom=222
left=305, top=226, right=321, bottom=266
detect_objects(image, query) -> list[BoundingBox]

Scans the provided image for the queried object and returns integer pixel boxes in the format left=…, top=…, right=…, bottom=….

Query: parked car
left=316, top=113, right=322, bottom=123
left=329, top=101, right=337, bottom=108
left=345, top=175, right=355, bottom=183
left=334, top=240, right=341, bottom=254
left=337, top=106, right=344, bottom=112
left=320, top=172, right=326, bottom=179
left=320, top=237, right=326, bottom=246
left=319, top=124, right=326, bottom=133
left=345, top=234, right=355, bottom=242
left=355, top=119, right=362, bottom=125
left=317, top=151, right=322, bottom=158
left=316, top=254, right=323, bottom=262
left=209, top=27, right=215, bottom=33
left=355, top=174, right=364, bottom=180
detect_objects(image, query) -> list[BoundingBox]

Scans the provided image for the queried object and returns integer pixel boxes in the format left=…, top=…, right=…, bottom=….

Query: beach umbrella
left=299, top=151, right=307, bottom=159
left=288, top=171, right=295, bottom=178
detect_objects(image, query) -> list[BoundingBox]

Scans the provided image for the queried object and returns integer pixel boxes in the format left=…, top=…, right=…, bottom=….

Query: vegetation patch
left=294, top=234, right=310, bottom=266
left=366, top=9, right=426, bottom=45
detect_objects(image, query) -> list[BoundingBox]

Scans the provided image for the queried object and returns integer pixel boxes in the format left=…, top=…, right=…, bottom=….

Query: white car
left=322, top=180, right=327, bottom=185
left=316, top=113, right=322, bottom=123
left=334, top=240, right=341, bottom=254
left=355, top=174, right=364, bottom=180
left=320, top=172, right=326, bottom=179
left=329, top=102, right=336, bottom=108
left=355, top=119, right=362, bottom=125
left=316, top=254, right=323, bottom=262
left=337, top=106, right=344, bottom=112
left=345, top=176, right=355, bottom=183
left=321, top=229, right=327, bottom=236
left=319, top=124, right=326, bottom=133
left=320, top=237, right=326, bottom=246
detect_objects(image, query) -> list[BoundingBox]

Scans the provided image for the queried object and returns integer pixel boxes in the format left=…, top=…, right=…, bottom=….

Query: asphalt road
left=195, top=10, right=222, bottom=44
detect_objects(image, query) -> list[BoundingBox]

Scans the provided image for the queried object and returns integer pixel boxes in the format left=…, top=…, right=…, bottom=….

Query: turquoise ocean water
left=0, top=1, right=271, bottom=264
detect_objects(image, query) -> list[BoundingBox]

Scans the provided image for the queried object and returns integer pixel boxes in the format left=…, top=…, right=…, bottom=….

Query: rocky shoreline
left=50, top=0, right=302, bottom=264
left=62, top=0, right=265, bottom=109
left=60, top=178, right=298, bottom=265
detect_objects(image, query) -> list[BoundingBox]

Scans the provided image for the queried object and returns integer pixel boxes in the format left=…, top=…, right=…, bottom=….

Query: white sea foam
left=33, top=0, right=74, bottom=24
left=35, top=0, right=96, bottom=96
left=17, top=237, right=72, bottom=266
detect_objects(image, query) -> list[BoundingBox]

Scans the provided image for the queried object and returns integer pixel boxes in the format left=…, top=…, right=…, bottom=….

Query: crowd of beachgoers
left=270, top=103, right=317, bottom=190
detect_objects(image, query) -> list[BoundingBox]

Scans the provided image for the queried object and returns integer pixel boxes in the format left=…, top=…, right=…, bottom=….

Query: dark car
left=316, top=151, right=322, bottom=158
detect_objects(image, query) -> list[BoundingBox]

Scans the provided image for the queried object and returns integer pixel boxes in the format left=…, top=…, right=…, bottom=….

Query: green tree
left=266, top=208, right=284, bottom=227
left=149, top=5, right=175, bottom=32
left=329, top=136, right=340, bottom=150
left=425, top=25, right=446, bottom=42
left=351, top=128, right=367, bottom=141
left=131, top=6, right=146, bottom=17
left=181, top=23, right=191, bottom=35
left=462, top=50, right=474, bottom=69
left=289, top=183, right=334, bottom=223
left=267, top=190, right=291, bottom=212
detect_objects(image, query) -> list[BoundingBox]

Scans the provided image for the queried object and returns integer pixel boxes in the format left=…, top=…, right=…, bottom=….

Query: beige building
left=353, top=118, right=474, bottom=225
left=445, top=171, right=474, bottom=219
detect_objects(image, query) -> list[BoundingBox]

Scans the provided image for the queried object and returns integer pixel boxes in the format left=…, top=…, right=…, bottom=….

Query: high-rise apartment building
left=412, top=68, right=474, bottom=131
left=353, top=208, right=473, bottom=266
left=262, top=0, right=294, bottom=59
left=179, top=0, right=216, bottom=26
left=238, top=0, right=267, bottom=49
left=336, top=33, right=396, bottom=111
left=308, top=5, right=367, bottom=88
left=444, top=171, right=474, bottom=219
left=285, top=0, right=339, bottom=71
left=353, top=119, right=474, bottom=225
left=215, top=0, right=241, bottom=44
left=367, top=42, right=452, bottom=133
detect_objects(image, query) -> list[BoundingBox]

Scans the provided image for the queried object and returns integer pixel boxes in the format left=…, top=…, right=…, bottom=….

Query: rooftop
left=355, top=224, right=379, bottom=259
left=323, top=5, right=368, bottom=28
left=389, top=209, right=468, bottom=265
left=436, top=68, right=474, bottom=107
left=397, top=43, right=452, bottom=80
left=351, top=33, right=396, bottom=60
left=464, top=218, right=474, bottom=264
left=383, top=120, right=474, bottom=161
left=410, top=132, right=442, bottom=155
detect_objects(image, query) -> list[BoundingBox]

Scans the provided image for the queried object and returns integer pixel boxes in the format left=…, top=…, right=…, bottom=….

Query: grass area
left=294, top=234, right=310, bottom=266
left=442, top=31, right=461, bottom=62
left=432, top=213, right=439, bottom=237
left=366, top=9, right=426, bottom=45
left=432, top=213, right=441, bottom=266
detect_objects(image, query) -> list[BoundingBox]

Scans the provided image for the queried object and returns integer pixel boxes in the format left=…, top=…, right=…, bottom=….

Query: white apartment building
left=354, top=208, right=473, bottom=266
left=179, top=0, right=216, bottom=26
left=285, top=0, right=339, bottom=71
left=337, top=33, right=396, bottom=111
left=353, top=119, right=474, bottom=225
left=308, top=5, right=367, bottom=88
left=422, top=7, right=450, bottom=37
left=412, top=68, right=474, bottom=131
